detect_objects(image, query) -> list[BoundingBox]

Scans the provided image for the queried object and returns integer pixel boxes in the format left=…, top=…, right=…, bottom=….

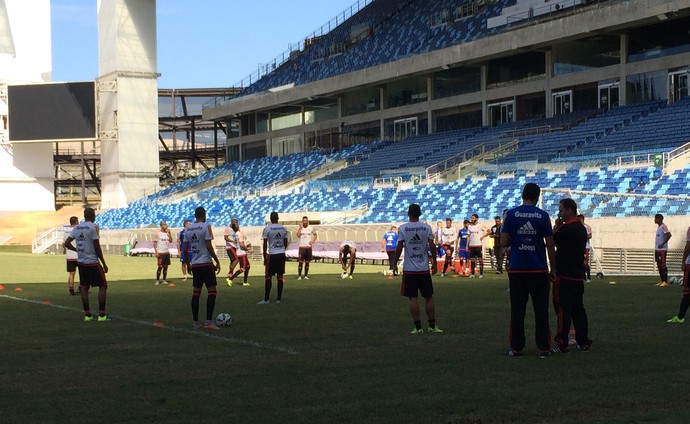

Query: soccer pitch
left=1, top=252, right=689, bottom=424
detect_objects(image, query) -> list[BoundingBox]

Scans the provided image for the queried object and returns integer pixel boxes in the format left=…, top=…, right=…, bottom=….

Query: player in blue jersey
left=381, top=225, right=399, bottom=276
left=455, top=220, right=470, bottom=275
left=501, top=183, right=556, bottom=358
left=178, top=220, right=191, bottom=281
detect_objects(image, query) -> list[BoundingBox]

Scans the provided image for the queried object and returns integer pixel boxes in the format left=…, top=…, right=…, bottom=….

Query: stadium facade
left=204, top=0, right=690, bottom=163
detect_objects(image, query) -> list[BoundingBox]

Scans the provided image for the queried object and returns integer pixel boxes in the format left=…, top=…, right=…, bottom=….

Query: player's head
left=270, top=212, right=279, bottom=223
left=463, top=219, right=469, bottom=228
left=302, top=216, right=309, bottom=227
left=654, top=213, right=664, bottom=224
left=521, top=183, right=541, bottom=203
left=494, top=215, right=501, bottom=224
left=470, top=213, right=478, bottom=224
left=69, top=216, right=78, bottom=226
left=231, top=218, right=239, bottom=231
left=160, top=221, right=168, bottom=230
left=390, top=225, right=397, bottom=231
left=183, top=219, right=190, bottom=228
left=408, top=204, right=422, bottom=220
left=445, top=217, right=452, bottom=227
left=342, top=244, right=351, bottom=254
left=577, top=214, right=585, bottom=223
left=436, top=221, right=443, bottom=227
left=558, top=198, right=578, bottom=220
left=84, top=207, right=96, bottom=222
left=194, top=206, right=206, bottom=222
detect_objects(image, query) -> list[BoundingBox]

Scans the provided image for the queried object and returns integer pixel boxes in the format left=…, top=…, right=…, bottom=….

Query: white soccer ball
left=341, top=272, right=348, bottom=279
left=216, top=312, right=232, bottom=327
left=669, top=276, right=678, bottom=285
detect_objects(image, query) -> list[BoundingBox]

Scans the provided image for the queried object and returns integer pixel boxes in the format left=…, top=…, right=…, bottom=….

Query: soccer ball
left=341, top=272, right=348, bottom=279
left=216, top=312, right=232, bottom=327
left=669, top=276, right=679, bottom=285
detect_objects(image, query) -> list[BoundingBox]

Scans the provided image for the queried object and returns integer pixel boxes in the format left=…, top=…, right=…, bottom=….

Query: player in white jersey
left=297, top=216, right=317, bottom=280
left=183, top=206, right=222, bottom=330
left=394, top=204, right=442, bottom=334
left=439, top=218, right=457, bottom=277
left=227, top=223, right=252, bottom=287
left=154, top=221, right=173, bottom=285
left=260, top=212, right=289, bottom=304
left=467, top=213, right=485, bottom=278
left=224, top=218, right=240, bottom=286
left=64, top=207, right=109, bottom=322
left=339, top=240, right=357, bottom=279
left=63, top=216, right=79, bottom=295
left=654, top=213, right=672, bottom=286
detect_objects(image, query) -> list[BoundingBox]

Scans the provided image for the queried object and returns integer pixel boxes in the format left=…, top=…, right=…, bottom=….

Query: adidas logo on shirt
left=411, top=234, right=422, bottom=241
left=517, top=221, right=537, bottom=235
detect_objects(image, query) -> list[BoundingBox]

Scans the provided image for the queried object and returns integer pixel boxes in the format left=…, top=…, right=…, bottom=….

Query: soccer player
left=64, top=207, right=109, bottom=322
left=551, top=198, right=592, bottom=353
left=482, top=215, right=504, bottom=274
left=260, top=212, right=289, bottom=304
left=394, top=203, right=441, bottom=334
left=467, top=214, right=485, bottom=278
left=224, top=218, right=239, bottom=286
left=455, top=220, right=470, bottom=276
left=501, top=183, right=556, bottom=358
left=578, top=214, right=592, bottom=282
left=439, top=218, right=457, bottom=277
left=380, top=225, right=398, bottom=277
left=183, top=206, right=222, bottom=330
left=63, top=216, right=79, bottom=295
left=654, top=213, right=672, bottom=287
left=435, top=221, right=444, bottom=259
left=667, top=224, right=690, bottom=323
left=228, top=221, right=252, bottom=287
left=297, top=216, right=317, bottom=280
left=178, top=219, right=191, bottom=281
left=154, top=221, right=173, bottom=285
left=339, top=240, right=357, bottom=279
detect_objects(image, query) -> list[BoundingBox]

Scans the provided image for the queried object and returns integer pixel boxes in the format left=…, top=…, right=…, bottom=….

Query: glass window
left=552, top=36, right=620, bottom=76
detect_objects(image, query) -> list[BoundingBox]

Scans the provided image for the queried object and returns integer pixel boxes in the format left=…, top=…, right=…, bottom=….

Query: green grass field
left=1, top=252, right=689, bottom=424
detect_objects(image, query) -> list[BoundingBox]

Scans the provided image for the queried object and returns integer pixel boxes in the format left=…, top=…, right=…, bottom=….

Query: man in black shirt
left=551, top=198, right=592, bottom=353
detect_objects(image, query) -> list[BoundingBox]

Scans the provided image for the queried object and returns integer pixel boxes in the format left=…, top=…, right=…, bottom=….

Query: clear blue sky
left=50, top=0, right=357, bottom=88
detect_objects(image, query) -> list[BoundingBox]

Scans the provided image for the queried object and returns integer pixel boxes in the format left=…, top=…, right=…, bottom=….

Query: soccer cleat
left=84, top=315, right=94, bottom=322
left=506, top=349, right=523, bottom=357
left=576, top=344, right=591, bottom=352
left=585, top=279, right=592, bottom=283
left=203, top=322, right=220, bottom=330
left=276, top=300, right=282, bottom=304
left=242, top=282, right=251, bottom=287
left=192, top=321, right=202, bottom=330
left=659, top=281, right=669, bottom=287
left=161, top=280, right=169, bottom=285
left=538, top=350, right=550, bottom=359
left=155, top=280, right=160, bottom=285
left=667, top=316, right=685, bottom=323
left=469, top=275, right=476, bottom=279
left=97, top=315, right=109, bottom=322
left=478, top=274, right=484, bottom=279
left=427, top=327, right=444, bottom=333
left=550, top=345, right=569, bottom=354
left=226, top=278, right=233, bottom=287
left=440, top=272, right=445, bottom=277
left=410, top=328, right=424, bottom=334
left=348, top=275, right=353, bottom=279
left=257, top=300, right=270, bottom=305
left=297, top=276, right=302, bottom=280
left=181, top=276, right=187, bottom=282
left=303, top=276, right=309, bottom=280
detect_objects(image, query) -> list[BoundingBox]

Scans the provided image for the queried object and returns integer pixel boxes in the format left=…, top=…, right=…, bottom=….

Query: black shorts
left=66, top=260, right=77, bottom=273
left=469, top=247, right=483, bottom=259
left=400, top=271, right=434, bottom=299
left=265, top=253, right=286, bottom=277
left=191, top=264, right=217, bottom=289
left=226, top=247, right=238, bottom=262
left=77, top=263, right=107, bottom=288
left=655, top=250, right=667, bottom=267
left=298, top=247, right=313, bottom=263
left=157, top=253, right=171, bottom=267
left=341, top=251, right=356, bottom=266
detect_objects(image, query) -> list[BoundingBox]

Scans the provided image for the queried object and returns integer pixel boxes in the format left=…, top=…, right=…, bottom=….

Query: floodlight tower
left=97, top=0, right=159, bottom=208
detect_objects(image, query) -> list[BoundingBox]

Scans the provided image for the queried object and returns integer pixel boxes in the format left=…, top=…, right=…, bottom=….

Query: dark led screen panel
left=8, top=82, right=96, bottom=142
